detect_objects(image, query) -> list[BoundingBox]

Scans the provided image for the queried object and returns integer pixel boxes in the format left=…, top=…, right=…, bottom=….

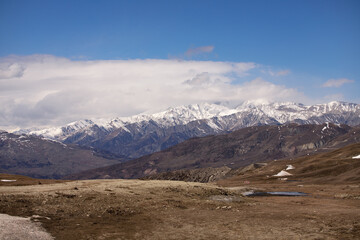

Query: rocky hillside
left=142, top=166, right=233, bottom=183
left=143, top=143, right=360, bottom=185
left=0, top=131, right=125, bottom=179
left=66, top=123, right=360, bottom=180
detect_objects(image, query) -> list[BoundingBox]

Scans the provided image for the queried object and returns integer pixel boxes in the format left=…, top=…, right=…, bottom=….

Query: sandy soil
left=0, top=179, right=359, bottom=239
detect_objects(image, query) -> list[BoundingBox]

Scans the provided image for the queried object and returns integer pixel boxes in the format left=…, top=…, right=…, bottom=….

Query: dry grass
left=0, top=178, right=359, bottom=239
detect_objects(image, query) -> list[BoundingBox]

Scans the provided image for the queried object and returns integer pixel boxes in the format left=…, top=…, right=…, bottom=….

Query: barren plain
left=0, top=175, right=359, bottom=239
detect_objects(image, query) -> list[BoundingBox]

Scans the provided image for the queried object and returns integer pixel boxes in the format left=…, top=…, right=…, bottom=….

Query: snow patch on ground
left=273, top=170, right=293, bottom=177
left=321, top=122, right=330, bottom=132
left=1, top=179, right=17, bottom=182
left=352, top=154, right=360, bottom=159
left=286, top=165, right=295, bottom=170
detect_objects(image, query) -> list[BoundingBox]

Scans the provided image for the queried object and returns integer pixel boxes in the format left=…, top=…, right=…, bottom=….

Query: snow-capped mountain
left=18, top=101, right=360, bottom=158
left=237, top=101, right=359, bottom=124
left=18, top=103, right=229, bottom=139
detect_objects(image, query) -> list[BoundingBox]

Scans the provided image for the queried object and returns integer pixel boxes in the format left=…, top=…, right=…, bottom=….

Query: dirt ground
left=0, top=178, right=359, bottom=240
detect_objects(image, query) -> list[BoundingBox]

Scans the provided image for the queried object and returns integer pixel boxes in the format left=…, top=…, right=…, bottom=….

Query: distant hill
left=218, top=142, right=360, bottom=185
left=66, top=123, right=360, bottom=180
left=0, top=131, right=126, bottom=179
left=143, top=143, right=360, bottom=185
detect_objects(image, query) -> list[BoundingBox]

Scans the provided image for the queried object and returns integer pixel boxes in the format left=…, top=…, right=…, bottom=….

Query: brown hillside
left=218, top=142, right=360, bottom=186
left=67, top=123, right=360, bottom=180
left=0, top=131, right=125, bottom=179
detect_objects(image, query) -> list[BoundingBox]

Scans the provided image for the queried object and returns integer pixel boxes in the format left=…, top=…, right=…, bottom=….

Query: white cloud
left=183, top=72, right=212, bottom=86
left=322, top=78, right=354, bottom=88
left=275, top=70, right=291, bottom=76
left=0, top=62, right=25, bottom=79
left=268, top=69, right=291, bottom=76
left=183, top=72, right=231, bottom=87
left=185, top=45, right=214, bottom=57
left=0, top=55, right=306, bottom=130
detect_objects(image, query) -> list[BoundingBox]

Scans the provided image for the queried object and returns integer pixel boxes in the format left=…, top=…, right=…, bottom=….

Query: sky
left=0, top=0, right=359, bottom=130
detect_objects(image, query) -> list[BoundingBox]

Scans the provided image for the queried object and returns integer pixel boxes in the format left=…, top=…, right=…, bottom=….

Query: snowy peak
left=309, top=101, right=359, bottom=113
left=0, top=130, right=66, bottom=150
left=88, top=103, right=233, bottom=131
left=22, top=103, right=233, bottom=140
left=19, top=101, right=360, bottom=142
left=236, top=101, right=359, bottom=124
left=28, top=119, right=95, bottom=139
left=148, top=103, right=234, bottom=126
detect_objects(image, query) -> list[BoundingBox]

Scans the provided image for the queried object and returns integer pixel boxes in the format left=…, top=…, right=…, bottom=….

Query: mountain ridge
left=0, top=130, right=125, bottom=179
left=17, top=101, right=360, bottom=159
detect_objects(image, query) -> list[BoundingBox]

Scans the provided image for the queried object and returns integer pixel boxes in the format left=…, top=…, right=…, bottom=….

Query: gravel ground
left=0, top=213, right=53, bottom=240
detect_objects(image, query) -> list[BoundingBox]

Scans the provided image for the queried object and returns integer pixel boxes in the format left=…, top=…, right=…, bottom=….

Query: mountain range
left=18, top=101, right=360, bottom=159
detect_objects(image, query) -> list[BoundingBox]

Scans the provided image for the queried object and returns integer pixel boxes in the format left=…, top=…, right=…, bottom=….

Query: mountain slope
left=21, top=101, right=360, bottom=159
left=144, top=143, right=360, bottom=184
left=218, top=142, right=360, bottom=185
left=66, top=123, right=360, bottom=180
left=0, top=131, right=125, bottom=179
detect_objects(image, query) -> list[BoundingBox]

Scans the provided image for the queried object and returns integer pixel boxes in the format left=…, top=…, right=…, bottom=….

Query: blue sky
left=1, top=0, right=359, bottom=68
left=0, top=0, right=359, bottom=129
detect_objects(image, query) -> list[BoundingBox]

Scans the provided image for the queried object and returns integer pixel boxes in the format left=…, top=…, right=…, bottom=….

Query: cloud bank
left=0, top=55, right=306, bottom=130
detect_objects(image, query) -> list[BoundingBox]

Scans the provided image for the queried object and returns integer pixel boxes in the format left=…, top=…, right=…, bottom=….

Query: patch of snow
left=321, top=122, right=330, bottom=133
left=286, top=165, right=295, bottom=170
left=206, top=119, right=221, bottom=131
left=352, top=154, right=360, bottom=159
left=241, top=191, right=254, bottom=196
left=273, top=170, right=292, bottom=177
left=1, top=179, right=17, bottom=182
left=47, top=139, right=67, bottom=147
